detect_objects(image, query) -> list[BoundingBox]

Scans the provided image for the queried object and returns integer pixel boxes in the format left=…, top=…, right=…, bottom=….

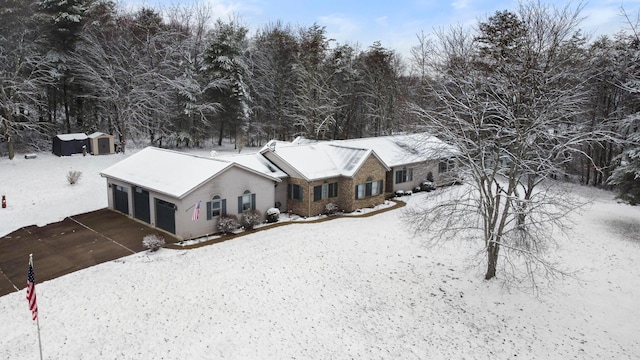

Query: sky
left=117, top=0, right=640, bottom=58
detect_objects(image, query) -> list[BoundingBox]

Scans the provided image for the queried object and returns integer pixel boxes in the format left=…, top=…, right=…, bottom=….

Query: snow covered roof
left=88, top=132, right=112, bottom=138
left=101, top=147, right=279, bottom=199
left=215, top=152, right=288, bottom=179
left=260, top=133, right=457, bottom=180
left=261, top=142, right=387, bottom=181
left=333, top=133, right=458, bottom=167
left=56, top=133, right=88, bottom=141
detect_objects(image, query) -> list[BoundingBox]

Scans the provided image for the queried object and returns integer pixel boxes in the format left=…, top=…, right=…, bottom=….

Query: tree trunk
left=7, top=135, right=14, bottom=160
left=217, top=119, right=224, bottom=146
left=485, top=238, right=500, bottom=280
left=63, top=80, right=71, bottom=133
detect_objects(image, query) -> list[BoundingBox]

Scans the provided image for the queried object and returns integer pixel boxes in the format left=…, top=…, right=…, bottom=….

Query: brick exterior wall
left=284, top=154, right=388, bottom=217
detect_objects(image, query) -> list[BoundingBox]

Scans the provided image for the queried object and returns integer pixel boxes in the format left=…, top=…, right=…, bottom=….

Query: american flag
left=192, top=201, right=200, bottom=221
left=26, top=257, right=38, bottom=321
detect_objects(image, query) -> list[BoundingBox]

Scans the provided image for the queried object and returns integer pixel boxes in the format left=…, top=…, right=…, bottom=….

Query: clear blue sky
left=118, top=0, right=640, bottom=57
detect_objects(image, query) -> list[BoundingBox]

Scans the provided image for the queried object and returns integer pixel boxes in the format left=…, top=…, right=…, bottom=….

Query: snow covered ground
left=1, top=147, right=639, bottom=359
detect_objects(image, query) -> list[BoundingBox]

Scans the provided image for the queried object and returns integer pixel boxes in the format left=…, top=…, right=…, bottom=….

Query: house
left=332, top=133, right=459, bottom=193
left=260, top=142, right=390, bottom=217
left=100, top=147, right=282, bottom=240
left=52, top=133, right=89, bottom=156
left=88, top=132, right=115, bottom=155
left=100, top=133, right=457, bottom=239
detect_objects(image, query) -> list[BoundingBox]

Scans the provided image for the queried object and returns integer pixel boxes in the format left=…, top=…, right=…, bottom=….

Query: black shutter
left=222, top=199, right=227, bottom=216
left=238, top=196, right=242, bottom=214
left=206, top=202, right=212, bottom=220
left=251, top=193, right=256, bottom=210
left=313, top=186, right=321, bottom=201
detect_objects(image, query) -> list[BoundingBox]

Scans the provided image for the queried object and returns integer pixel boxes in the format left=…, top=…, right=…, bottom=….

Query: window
left=288, top=184, right=303, bottom=200
left=395, top=167, right=413, bottom=184
left=206, top=195, right=226, bottom=220
left=439, top=159, right=456, bottom=173
left=313, top=182, right=338, bottom=201
left=238, top=190, right=256, bottom=213
left=355, top=177, right=383, bottom=199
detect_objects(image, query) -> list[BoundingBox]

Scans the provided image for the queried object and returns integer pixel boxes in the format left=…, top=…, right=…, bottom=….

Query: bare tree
left=0, top=0, right=52, bottom=159
left=405, top=2, right=606, bottom=291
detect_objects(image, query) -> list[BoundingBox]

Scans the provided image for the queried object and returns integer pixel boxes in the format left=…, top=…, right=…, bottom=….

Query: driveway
left=0, top=209, right=177, bottom=297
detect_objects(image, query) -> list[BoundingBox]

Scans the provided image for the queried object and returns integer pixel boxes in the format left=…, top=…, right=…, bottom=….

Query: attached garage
left=88, top=132, right=115, bottom=155
left=100, top=147, right=283, bottom=240
left=52, top=133, right=89, bottom=156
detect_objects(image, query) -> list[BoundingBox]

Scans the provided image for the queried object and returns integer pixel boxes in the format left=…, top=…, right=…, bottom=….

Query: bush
left=217, top=215, right=239, bottom=234
left=265, top=208, right=280, bottom=223
left=67, top=170, right=82, bottom=185
left=324, top=202, right=338, bottom=215
left=241, top=209, right=263, bottom=230
left=142, top=234, right=165, bottom=252
left=420, top=181, right=436, bottom=192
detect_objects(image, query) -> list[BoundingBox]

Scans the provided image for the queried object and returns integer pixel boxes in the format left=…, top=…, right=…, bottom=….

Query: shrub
left=265, top=208, right=280, bottom=223
left=324, top=202, right=338, bottom=215
left=217, top=215, right=239, bottom=234
left=67, top=170, right=82, bottom=185
left=420, top=181, right=436, bottom=192
left=241, top=209, right=263, bottom=230
left=142, top=234, right=165, bottom=252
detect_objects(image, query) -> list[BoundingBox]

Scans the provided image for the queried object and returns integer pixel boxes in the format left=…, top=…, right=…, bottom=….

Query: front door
left=133, top=187, right=150, bottom=223
left=155, top=199, right=176, bottom=234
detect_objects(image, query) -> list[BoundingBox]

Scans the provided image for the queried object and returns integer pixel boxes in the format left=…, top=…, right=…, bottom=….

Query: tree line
left=1, top=1, right=639, bottom=201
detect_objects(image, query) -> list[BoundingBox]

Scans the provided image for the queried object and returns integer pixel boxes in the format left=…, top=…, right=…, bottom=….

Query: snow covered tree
left=0, top=0, right=51, bottom=159
left=291, top=24, right=336, bottom=140
left=607, top=12, right=640, bottom=204
left=36, top=0, right=89, bottom=133
left=203, top=18, right=251, bottom=147
left=71, top=7, right=177, bottom=153
left=406, top=3, right=600, bottom=290
left=248, top=22, right=300, bottom=141
left=355, top=41, right=400, bottom=137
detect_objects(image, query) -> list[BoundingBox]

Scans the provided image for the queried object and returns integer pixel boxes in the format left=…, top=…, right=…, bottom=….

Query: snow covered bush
left=217, top=215, right=239, bottom=234
left=142, top=234, right=165, bottom=252
left=324, top=203, right=338, bottom=215
left=265, top=208, right=280, bottom=223
left=67, top=170, right=82, bottom=185
left=241, top=209, right=263, bottom=230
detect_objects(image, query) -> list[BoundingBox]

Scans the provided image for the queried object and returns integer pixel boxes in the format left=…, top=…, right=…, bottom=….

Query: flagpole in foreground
left=27, top=254, right=43, bottom=360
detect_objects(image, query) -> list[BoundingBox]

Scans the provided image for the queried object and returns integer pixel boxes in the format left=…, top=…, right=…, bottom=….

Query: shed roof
left=56, top=133, right=88, bottom=141
left=88, top=132, right=113, bottom=139
left=101, top=147, right=279, bottom=199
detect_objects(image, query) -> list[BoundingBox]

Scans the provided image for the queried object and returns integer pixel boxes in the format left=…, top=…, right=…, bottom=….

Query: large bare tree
left=405, top=2, right=609, bottom=291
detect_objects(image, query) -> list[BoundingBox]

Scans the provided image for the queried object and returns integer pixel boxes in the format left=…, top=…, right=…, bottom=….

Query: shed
left=52, top=133, right=89, bottom=156
left=88, top=132, right=115, bottom=155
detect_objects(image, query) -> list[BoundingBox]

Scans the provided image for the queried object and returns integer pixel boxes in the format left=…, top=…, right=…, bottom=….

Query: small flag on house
left=192, top=201, right=201, bottom=221
left=26, top=255, right=38, bottom=321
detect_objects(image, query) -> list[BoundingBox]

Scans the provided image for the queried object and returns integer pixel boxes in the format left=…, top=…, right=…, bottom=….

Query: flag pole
left=29, top=254, right=43, bottom=360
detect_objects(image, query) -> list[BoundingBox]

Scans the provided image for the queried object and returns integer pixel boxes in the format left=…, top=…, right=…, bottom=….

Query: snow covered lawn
left=1, top=149, right=639, bottom=359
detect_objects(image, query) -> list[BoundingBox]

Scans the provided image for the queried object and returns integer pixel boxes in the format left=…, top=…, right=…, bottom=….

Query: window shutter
left=238, top=196, right=242, bottom=214
left=222, top=199, right=227, bottom=216
left=379, top=180, right=384, bottom=194
left=251, top=194, right=256, bottom=210
left=206, top=202, right=212, bottom=220
left=355, top=185, right=359, bottom=200
left=314, top=186, right=321, bottom=202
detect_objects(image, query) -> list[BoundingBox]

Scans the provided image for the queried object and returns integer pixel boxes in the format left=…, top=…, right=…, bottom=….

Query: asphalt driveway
left=0, top=209, right=177, bottom=297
